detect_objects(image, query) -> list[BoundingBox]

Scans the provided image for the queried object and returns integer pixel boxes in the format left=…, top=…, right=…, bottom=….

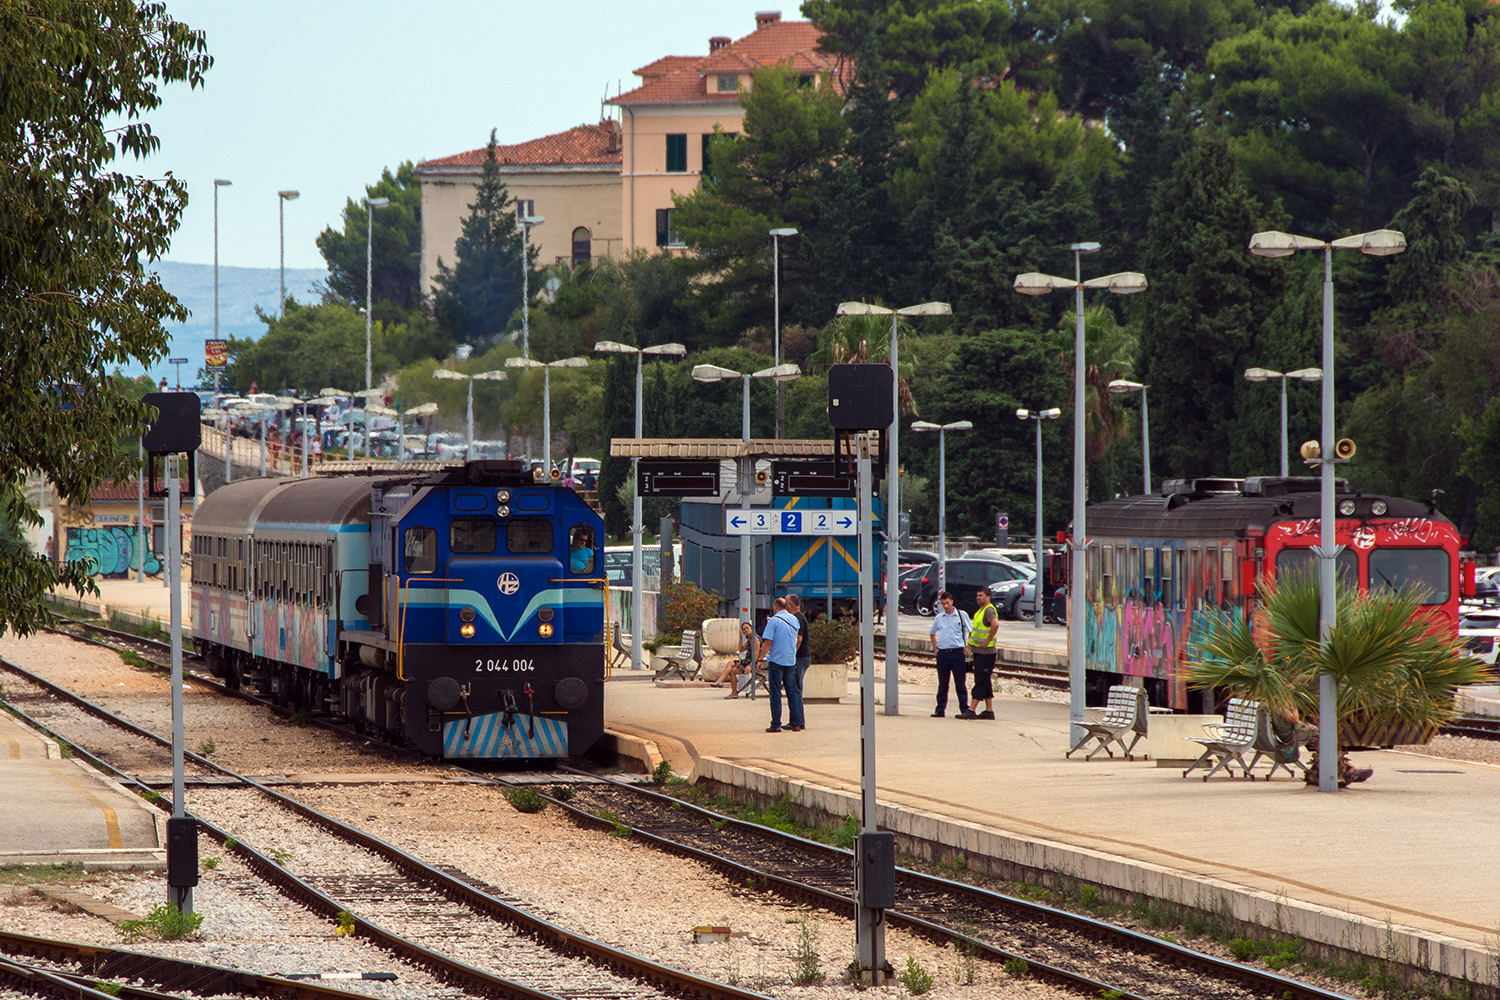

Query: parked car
left=964, top=546, right=1039, bottom=564
left=1473, top=567, right=1500, bottom=603
left=901, top=558, right=1034, bottom=617
left=1459, top=606, right=1500, bottom=666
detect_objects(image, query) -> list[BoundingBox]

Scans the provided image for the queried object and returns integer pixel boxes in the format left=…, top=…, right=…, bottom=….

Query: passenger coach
left=1078, top=477, right=1467, bottom=711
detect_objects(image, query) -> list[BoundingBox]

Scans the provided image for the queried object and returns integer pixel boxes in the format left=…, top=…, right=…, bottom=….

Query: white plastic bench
left=1066, top=685, right=1148, bottom=761
left=1182, top=697, right=1260, bottom=780
left=654, top=630, right=701, bottom=681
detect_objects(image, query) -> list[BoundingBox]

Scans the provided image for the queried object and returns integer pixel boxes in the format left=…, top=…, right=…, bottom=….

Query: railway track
left=877, top=640, right=1071, bottom=690
left=510, top=771, right=1358, bottom=1000
left=0, top=655, right=768, bottom=1000
left=0, top=929, right=379, bottom=1000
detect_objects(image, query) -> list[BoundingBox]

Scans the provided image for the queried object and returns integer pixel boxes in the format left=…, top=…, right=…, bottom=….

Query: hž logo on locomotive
left=497, top=571, right=520, bottom=594
left=474, top=658, right=536, bottom=672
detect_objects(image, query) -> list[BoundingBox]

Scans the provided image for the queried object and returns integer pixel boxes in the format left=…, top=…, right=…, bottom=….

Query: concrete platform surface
left=0, top=712, right=163, bottom=865
left=607, top=670, right=1500, bottom=984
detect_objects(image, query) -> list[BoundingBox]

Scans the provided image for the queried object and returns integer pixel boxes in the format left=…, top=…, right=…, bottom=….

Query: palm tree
left=1054, top=304, right=1138, bottom=463
left=807, top=311, right=920, bottom=417
left=1186, top=570, right=1490, bottom=776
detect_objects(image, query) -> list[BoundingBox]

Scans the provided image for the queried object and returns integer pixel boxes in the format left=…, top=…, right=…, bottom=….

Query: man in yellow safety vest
left=968, top=588, right=1000, bottom=719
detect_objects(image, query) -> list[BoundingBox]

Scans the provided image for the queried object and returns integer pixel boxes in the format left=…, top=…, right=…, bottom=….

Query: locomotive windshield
left=1369, top=549, right=1449, bottom=604
left=450, top=518, right=496, bottom=554
left=506, top=519, right=553, bottom=554
left=1275, top=548, right=1357, bottom=587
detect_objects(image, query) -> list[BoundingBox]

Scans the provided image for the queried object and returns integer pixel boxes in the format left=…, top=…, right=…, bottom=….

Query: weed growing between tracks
left=0, top=863, right=86, bottom=886
left=116, top=902, right=202, bottom=942
left=667, top=783, right=862, bottom=849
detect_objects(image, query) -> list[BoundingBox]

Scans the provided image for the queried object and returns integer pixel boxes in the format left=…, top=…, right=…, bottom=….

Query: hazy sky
left=146, top=1, right=793, bottom=271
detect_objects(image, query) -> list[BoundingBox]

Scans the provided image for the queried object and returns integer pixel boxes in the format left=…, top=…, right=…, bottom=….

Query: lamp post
left=433, top=369, right=508, bottom=461
left=769, top=227, right=797, bottom=437
left=399, top=402, right=439, bottom=460
left=834, top=301, right=951, bottom=716
left=1250, top=227, right=1405, bottom=792
left=594, top=340, right=688, bottom=672
left=519, top=211, right=545, bottom=361
left=910, top=420, right=972, bottom=593
left=1017, top=407, right=1062, bottom=628
left=364, top=196, right=392, bottom=457
left=505, top=356, right=589, bottom=474
left=1015, top=247, right=1147, bottom=744
left=1243, top=367, right=1324, bottom=477
left=693, top=362, right=802, bottom=628
left=277, top=190, right=299, bottom=316
left=1107, top=379, right=1152, bottom=495
left=213, top=179, right=231, bottom=347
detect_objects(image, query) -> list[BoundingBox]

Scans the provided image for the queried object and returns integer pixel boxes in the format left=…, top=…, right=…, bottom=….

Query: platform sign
left=637, top=459, right=721, bottom=497
left=725, top=506, right=858, bottom=535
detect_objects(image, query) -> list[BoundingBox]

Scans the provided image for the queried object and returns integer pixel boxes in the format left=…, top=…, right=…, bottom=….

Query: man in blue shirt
left=757, top=597, right=800, bottom=733
left=928, top=591, right=975, bottom=719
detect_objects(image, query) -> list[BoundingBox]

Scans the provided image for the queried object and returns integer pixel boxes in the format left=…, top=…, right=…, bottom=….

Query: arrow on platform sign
left=730, top=515, right=746, bottom=527
left=837, top=516, right=853, bottom=528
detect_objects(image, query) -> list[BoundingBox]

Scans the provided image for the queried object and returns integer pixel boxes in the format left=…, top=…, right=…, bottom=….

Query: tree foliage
left=315, top=162, right=423, bottom=316
left=1, top=0, right=210, bottom=635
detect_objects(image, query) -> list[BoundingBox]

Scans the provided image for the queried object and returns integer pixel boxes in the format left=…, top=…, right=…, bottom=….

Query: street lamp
left=433, top=369, right=508, bottom=461
left=399, top=402, right=439, bottom=459
left=910, top=420, right=972, bottom=593
left=769, top=227, right=797, bottom=437
left=594, top=340, right=688, bottom=672
left=519, top=211, right=545, bottom=361
left=1107, top=379, right=1152, bottom=495
left=693, top=361, right=802, bottom=627
left=1250, top=227, right=1405, bottom=792
left=213, top=179, right=231, bottom=347
left=1015, top=245, right=1147, bottom=743
left=1017, top=407, right=1062, bottom=629
left=505, top=356, right=589, bottom=474
left=1243, top=367, right=1323, bottom=477
left=835, top=301, right=951, bottom=716
left=277, top=190, right=299, bottom=316
left=364, top=195, right=392, bottom=457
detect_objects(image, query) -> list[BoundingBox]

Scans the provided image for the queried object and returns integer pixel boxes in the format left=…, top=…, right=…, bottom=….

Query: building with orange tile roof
left=416, top=11, right=833, bottom=296
left=415, top=121, right=623, bottom=297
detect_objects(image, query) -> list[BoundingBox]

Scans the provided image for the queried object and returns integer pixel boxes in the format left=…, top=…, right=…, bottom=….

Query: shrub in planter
left=808, top=616, right=859, bottom=663
left=659, top=580, right=720, bottom=636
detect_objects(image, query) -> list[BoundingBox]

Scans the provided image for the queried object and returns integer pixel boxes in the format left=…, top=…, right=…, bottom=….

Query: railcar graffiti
left=65, top=526, right=160, bottom=577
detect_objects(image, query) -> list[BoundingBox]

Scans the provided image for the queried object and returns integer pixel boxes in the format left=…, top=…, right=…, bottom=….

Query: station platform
left=0, top=711, right=163, bottom=867
left=605, top=671, right=1500, bottom=987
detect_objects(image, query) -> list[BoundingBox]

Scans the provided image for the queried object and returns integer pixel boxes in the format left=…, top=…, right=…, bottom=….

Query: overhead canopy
left=608, top=438, right=838, bottom=459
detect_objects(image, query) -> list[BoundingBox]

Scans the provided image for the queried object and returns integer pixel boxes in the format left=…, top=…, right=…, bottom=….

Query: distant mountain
left=120, top=260, right=328, bottom=384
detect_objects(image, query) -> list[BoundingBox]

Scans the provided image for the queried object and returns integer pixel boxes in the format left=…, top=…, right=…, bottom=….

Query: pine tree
left=430, top=131, right=537, bottom=346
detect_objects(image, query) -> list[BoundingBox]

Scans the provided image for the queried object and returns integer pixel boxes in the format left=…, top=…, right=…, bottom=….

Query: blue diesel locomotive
left=190, top=461, right=606, bottom=760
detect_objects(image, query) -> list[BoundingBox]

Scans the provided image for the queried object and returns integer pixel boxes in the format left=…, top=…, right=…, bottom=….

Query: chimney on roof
left=754, top=11, right=781, bottom=29
left=709, top=35, right=730, bottom=51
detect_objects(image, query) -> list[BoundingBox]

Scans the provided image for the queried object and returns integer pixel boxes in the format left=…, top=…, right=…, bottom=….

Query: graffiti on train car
left=249, top=600, right=326, bottom=673
left=66, top=526, right=160, bottom=577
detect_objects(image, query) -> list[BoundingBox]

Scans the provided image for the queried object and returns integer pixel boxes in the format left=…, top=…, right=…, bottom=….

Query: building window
left=572, top=227, right=591, bottom=266
left=716, top=74, right=738, bottom=92
left=665, top=133, right=687, bottom=172
left=655, top=208, right=682, bottom=247
left=701, top=133, right=736, bottom=180
left=515, top=199, right=535, bottom=219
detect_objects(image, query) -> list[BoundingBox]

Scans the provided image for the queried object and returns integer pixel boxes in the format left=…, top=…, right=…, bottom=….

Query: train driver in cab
left=569, top=525, right=596, bottom=575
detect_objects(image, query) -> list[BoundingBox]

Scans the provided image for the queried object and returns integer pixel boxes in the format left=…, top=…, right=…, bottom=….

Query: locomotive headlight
left=1338, top=499, right=1356, bottom=516
left=496, top=489, right=511, bottom=504
left=537, top=606, right=554, bottom=622
left=459, top=606, right=476, bottom=623
left=460, top=623, right=476, bottom=639
left=538, top=622, right=554, bottom=638
left=1371, top=499, right=1388, bottom=515
left=496, top=504, right=511, bottom=518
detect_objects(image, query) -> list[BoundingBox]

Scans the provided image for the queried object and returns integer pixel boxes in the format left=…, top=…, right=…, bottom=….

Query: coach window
left=1127, top=546, right=1140, bottom=601
left=1369, top=549, right=1450, bottom=604
left=1142, top=547, right=1157, bottom=605
left=404, top=527, right=437, bottom=575
left=450, top=519, right=496, bottom=554
left=1203, top=548, right=1220, bottom=605
left=1221, top=549, right=1236, bottom=602
left=1173, top=548, right=1186, bottom=608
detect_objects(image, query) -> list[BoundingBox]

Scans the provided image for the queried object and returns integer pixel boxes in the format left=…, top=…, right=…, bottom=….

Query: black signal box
left=827, top=364, right=894, bottom=430
left=142, top=392, right=202, bottom=454
left=637, top=459, right=721, bottom=497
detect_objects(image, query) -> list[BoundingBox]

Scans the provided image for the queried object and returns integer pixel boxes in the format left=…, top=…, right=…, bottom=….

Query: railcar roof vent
left=1161, top=477, right=1243, bottom=497
left=1242, top=476, right=1349, bottom=496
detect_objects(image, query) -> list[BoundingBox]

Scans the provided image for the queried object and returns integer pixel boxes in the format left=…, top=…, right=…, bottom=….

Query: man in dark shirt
left=786, top=593, right=810, bottom=732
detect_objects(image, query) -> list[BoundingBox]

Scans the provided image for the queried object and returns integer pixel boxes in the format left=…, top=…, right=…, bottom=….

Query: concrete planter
left=803, top=663, right=849, bottom=702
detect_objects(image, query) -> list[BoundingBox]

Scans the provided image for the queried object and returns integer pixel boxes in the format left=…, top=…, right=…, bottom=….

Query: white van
left=963, top=547, right=1038, bottom=564
left=570, top=457, right=601, bottom=479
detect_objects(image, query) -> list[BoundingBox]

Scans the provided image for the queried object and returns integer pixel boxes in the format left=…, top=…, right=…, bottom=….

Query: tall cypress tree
left=430, top=131, right=537, bottom=346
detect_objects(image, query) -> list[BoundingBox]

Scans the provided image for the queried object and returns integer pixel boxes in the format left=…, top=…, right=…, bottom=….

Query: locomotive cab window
left=568, top=524, right=596, bottom=574
left=450, top=518, right=496, bottom=554
left=1369, top=549, right=1450, bottom=604
left=1276, top=547, right=1358, bottom=588
left=404, top=527, right=437, bottom=575
left=507, top=519, right=553, bottom=554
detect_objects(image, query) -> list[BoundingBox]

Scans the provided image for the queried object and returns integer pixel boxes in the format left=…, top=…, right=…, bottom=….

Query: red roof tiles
left=610, top=19, right=835, bottom=107
left=420, top=122, right=621, bottom=171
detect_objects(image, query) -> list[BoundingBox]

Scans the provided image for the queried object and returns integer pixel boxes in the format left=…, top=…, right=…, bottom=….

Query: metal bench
left=653, top=630, right=702, bottom=681
left=605, top=622, right=632, bottom=672
left=1066, top=685, right=1148, bottom=760
left=1182, top=697, right=1261, bottom=780
left=1247, top=705, right=1309, bottom=780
